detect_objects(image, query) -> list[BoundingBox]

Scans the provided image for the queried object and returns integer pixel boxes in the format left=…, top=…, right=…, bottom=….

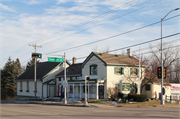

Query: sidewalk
left=1, top=99, right=179, bottom=108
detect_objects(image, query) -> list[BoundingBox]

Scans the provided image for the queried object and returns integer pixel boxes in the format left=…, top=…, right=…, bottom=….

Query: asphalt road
left=1, top=104, right=179, bottom=119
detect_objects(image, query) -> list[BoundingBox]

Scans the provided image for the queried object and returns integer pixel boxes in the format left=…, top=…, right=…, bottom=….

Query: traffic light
left=32, top=53, right=42, bottom=58
left=163, top=67, right=166, bottom=79
left=157, top=67, right=162, bottom=78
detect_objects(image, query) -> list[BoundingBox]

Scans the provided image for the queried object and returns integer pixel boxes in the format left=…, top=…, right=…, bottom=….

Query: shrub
left=128, top=93, right=147, bottom=102
left=117, top=92, right=123, bottom=99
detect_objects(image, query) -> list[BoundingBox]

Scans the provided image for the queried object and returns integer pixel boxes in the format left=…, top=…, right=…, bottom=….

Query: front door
left=49, top=86, right=55, bottom=97
left=99, top=86, right=104, bottom=99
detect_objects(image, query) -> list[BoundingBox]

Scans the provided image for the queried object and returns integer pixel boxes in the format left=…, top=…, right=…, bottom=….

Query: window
left=26, top=81, right=29, bottom=92
left=70, top=77, right=73, bottom=80
left=130, top=68, right=139, bottom=75
left=146, top=84, right=151, bottom=91
left=59, top=78, right=61, bottom=81
left=90, top=64, right=97, bottom=75
left=114, top=67, right=124, bottom=75
left=20, top=81, right=22, bottom=92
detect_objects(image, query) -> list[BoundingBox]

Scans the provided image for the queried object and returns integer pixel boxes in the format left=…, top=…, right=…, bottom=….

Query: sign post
left=48, top=54, right=67, bottom=104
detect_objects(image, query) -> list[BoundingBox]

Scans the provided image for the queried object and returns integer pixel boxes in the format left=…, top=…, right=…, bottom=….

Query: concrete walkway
left=1, top=99, right=179, bottom=108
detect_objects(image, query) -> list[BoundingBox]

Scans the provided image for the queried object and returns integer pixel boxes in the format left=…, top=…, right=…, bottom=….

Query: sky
left=0, top=0, right=180, bottom=68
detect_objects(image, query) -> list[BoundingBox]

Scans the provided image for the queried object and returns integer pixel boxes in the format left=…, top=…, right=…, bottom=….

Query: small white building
left=142, top=76, right=171, bottom=100
left=15, top=61, right=70, bottom=98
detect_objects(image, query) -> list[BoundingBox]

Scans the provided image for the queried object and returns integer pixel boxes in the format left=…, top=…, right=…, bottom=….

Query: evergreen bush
left=128, top=93, right=147, bottom=102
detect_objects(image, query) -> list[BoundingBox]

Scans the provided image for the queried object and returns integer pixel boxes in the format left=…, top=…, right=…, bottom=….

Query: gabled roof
left=144, top=76, right=171, bottom=86
left=56, top=63, right=82, bottom=77
left=82, top=52, right=146, bottom=67
left=15, top=62, right=62, bottom=81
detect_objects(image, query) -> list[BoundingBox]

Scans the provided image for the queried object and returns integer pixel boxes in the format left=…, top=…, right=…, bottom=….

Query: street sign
left=48, top=57, right=63, bottom=62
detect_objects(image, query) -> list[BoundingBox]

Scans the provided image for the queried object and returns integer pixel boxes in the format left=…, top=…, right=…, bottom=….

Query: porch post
left=88, top=83, right=89, bottom=99
left=96, top=82, right=99, bottom=99
left=80, top=83, right=81, bottom=99
left=73, top=83, right=74, bottom=98
left=104, top=82, right=106, bottom=99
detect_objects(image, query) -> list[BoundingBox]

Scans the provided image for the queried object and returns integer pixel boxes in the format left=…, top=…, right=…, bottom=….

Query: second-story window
left=130, top=68, right=139, bottom=75
left=90, top=64, right=97, bottom=75
left=114, top=67, right=124, bottom=75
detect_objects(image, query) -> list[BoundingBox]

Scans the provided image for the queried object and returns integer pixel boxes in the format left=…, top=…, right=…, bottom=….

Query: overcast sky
left=0, top=0, right=180, bottom=68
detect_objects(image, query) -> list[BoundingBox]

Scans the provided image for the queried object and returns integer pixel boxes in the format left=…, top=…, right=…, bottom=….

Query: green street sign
left=48, top=57, right=63, bottom=62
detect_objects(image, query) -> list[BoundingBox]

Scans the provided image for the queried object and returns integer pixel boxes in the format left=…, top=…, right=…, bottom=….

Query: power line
left=5, top=0, right=163, bottom=61
left=73, top=45, right=180, bottom=66
left=66, top=38, right=180, bottom=62
left=4, top=0, right=141, bottom=60
left=46, top=14, right=180, bottom=54
left=30, top=0, right=142, bottom=45
left=41, top=0, right=162, bottom=46
left=6, top=0, right=164, bottom=62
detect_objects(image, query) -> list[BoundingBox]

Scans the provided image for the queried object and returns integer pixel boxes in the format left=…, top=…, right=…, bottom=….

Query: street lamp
left=160, top=8, right=180, bottom=105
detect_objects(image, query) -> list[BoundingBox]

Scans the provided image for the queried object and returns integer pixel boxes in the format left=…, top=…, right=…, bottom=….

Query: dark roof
left=82, top=52, right=146, bottom=67
left=56, top=63, right=82, bottom=77
left=15, top=62, right=61, bottom=81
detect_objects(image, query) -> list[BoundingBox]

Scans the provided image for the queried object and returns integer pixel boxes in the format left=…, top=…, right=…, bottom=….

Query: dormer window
left=90, top=64, right=97, bottom=75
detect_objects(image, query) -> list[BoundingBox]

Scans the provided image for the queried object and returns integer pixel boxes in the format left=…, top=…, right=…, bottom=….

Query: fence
left=165, top=95, right=180, bottom=103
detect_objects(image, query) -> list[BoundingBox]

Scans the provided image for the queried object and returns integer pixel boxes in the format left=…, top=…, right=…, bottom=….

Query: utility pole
left=160, top=8, right=180, bottom=105
left=139, top=47, right=141, bottom=94
left=29, top=44, right=42, bottom=100
left=64, top=52, right=67, bottom=104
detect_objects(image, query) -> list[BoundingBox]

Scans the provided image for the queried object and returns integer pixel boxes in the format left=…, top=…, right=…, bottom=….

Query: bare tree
left=171, top=59, right=180, bottom=83
left=149, top=43, right=180, bottom=82
left=91, top=46, right=110, bottom=53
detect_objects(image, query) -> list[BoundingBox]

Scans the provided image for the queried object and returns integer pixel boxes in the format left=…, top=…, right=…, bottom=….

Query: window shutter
left=121, top=67, right=124, bottom=74
left=114, top=67, right=116, bottom=74
left=136, top=68, right=139, bottom=75
left=135, top=84, right=138, bottom=93
left=83, top=86, right=85, bottom=93
left=130, top=68, right=132, bottom=75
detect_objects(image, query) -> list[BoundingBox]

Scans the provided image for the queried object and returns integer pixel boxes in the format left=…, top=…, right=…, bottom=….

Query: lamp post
left=160, top=8, right=180, bottom=105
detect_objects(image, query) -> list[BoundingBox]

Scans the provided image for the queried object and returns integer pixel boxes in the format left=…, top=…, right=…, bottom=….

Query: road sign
left=63, top=81, right=68, bottom=88
left=48, top=57, right=63, bottom=62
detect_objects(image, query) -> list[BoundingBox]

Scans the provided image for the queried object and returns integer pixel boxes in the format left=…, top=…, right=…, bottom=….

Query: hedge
left=128, top=93, right=147, bottom=102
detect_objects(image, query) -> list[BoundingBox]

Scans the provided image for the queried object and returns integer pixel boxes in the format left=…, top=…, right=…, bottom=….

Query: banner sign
left=58, top=85, right=63, bottom=96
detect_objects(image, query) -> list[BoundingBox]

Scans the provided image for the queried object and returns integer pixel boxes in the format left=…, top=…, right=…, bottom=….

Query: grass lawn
left=117, top=100, right=179, bottom=106
left=85, top=99, right=180, bottom=106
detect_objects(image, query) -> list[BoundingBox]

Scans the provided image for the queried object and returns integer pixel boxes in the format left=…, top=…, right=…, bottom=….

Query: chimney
left=127, top=49, right=132, bottom=57
left=72, top=57, right=76, bottom=64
